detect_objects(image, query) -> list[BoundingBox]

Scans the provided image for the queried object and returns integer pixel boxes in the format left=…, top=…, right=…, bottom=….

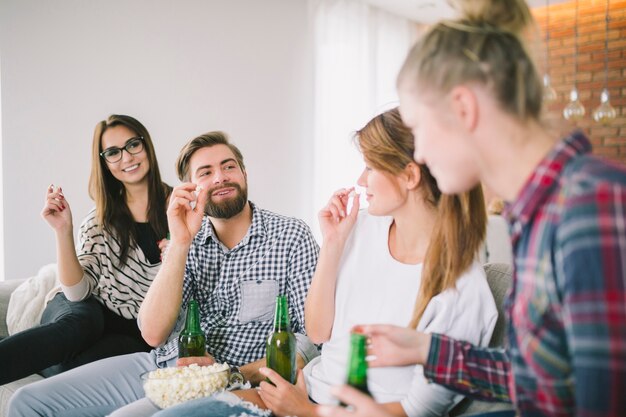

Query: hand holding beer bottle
left=266, top=295, right=297, bottom=384
left=340, top=332, right=371, bottom=407
left=178, top=299, right=207, bottom=358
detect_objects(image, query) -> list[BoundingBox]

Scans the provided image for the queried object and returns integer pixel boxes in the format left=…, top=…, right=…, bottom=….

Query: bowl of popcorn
left=142, top=363, right=231, bottom=409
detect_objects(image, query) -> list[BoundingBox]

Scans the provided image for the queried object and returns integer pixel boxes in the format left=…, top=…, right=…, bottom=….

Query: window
left=311, top=0, right=418, bottom=239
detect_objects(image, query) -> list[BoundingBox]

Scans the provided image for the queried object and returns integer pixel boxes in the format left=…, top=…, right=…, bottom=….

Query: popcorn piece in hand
left=346, top=189, right=358, bottom=214
left=190, top=185, right=203, bottom=210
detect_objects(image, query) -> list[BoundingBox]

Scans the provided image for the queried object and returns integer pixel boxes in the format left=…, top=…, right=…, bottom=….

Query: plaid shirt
left=424, top=131, right=626, bottom=417
left=155, top=202, right=320, bottom=367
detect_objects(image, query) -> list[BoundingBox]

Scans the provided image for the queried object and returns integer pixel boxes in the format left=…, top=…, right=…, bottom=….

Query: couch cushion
left=0, top=374, right=44, bottom=417
left=0, top=280, right=27, bottom=339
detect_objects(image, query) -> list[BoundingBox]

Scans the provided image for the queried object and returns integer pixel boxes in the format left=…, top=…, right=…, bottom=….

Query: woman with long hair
left=151, top=107, right=497, bottom=417
left=0, top=114, right=171, bottom=384
left=320, top=0, right=626, bottom=416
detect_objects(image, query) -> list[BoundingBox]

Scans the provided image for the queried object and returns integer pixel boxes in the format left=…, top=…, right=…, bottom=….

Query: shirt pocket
left=239, top=280, right=278, bottom=324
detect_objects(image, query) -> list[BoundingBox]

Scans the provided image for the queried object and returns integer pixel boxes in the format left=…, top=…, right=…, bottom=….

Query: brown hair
left=398, top=0, right=542, bottom=121
left=355, top=108, right=486, bottom=328
left=176, top=131, right=245, bottom=181
left=89, top=115, right=171, bottom=265
left=409, top=186, right=486, bottom=328
left=355, top=108, right=440, bottom=207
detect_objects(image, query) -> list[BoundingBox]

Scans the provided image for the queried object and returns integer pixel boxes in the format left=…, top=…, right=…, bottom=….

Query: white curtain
left=311, top=0, right=417, bottom=239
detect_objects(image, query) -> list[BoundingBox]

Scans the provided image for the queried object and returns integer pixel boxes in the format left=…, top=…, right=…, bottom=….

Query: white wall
left=0, top=0, right=315, bottom=281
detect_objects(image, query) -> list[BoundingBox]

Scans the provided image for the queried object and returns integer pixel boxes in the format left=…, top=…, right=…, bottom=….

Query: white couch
left=0, top=265, right=515, bottom=417
left=0, top=279, right=44, bottom=417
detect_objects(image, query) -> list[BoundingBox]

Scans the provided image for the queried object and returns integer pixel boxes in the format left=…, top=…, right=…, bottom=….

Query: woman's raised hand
left=41, top=185, right=73, bottom=233
left=318, top=187, right=360, bottom=244
left=167, top=183, right=209, bottom=246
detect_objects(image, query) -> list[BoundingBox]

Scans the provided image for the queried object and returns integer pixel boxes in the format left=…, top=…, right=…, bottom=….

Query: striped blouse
left=61, top=208, right=161, bottom=320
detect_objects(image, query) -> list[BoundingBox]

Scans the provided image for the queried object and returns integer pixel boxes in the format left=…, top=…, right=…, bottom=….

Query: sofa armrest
left=0, top=279, right=27, bottom=339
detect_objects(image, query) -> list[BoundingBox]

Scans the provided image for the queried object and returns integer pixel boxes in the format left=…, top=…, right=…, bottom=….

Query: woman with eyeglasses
left=0, top=114, right=171, bottom=384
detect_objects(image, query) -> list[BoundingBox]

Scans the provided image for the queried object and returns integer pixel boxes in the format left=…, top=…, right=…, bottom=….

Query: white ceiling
left=361, top=0, right=454, bottom=23
left=360, top=0, right=570, bottom=23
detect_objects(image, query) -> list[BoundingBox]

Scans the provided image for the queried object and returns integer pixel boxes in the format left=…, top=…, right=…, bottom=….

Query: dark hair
left=355, top=108, right=486, bottom=328
left=176, top=131, right=245, bottom=181
left=89, top=115, right=170, bottom=265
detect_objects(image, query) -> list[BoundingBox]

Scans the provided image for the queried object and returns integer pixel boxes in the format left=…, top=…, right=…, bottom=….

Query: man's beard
left=204, top=182, right=248, bottom=219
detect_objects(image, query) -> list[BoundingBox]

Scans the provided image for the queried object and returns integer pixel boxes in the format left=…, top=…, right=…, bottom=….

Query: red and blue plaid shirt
left=424, top=131, right=626, bottom=417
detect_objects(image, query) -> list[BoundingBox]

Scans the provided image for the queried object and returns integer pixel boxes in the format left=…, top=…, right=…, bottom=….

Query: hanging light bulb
left=593, top=88, right=617, bottom=124
left=592, top=0, right=617, bottom=125
left=543, top=0, right=557, bottom=103
left=543, top=74, right=557, bottom=103
left=563, top=0, right=585, bottom=121
left=563, top=87, right=586, bottom=121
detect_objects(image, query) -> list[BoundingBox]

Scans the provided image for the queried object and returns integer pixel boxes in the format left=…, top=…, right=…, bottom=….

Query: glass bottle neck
left=346, top=334, right=368, bottom=387
left=184, top=300, right=203, bottom=334
left=273, top=296, right=291, bottom=332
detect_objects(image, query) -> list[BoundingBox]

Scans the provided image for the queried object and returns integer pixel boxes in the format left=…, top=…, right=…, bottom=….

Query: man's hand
left=167, top=183, right=209, bottom=246
left=175, top=353, right=216, bottom=367
left=317, top=385, right=393, bottom=417
left=258, top=368, right=316, bottom=417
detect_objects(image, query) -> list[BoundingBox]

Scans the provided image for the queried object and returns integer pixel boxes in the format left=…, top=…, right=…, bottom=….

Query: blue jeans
left=0, top=293, right=150, bottom=384
left=7, top=351, right=159, bottom=417
left=153, top=393, right=270, bottom=417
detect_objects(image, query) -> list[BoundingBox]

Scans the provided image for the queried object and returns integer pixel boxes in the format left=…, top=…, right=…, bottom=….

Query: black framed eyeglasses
left=100, top=137, right=145, bottom=163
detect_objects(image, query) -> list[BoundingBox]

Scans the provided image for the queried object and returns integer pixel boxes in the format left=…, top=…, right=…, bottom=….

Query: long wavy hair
left=88, top=115, right=171, bottom=265
left=356, top=108, right=486, bottom=328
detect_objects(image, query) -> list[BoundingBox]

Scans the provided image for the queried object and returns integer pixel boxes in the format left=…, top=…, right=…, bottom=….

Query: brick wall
left=533, top=0, right=626, bottom=164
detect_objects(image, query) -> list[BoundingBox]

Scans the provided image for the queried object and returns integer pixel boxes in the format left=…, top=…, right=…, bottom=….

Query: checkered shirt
left=155, top=202, right=320, bottom=367
left=424, top=131, right=626, bottom=416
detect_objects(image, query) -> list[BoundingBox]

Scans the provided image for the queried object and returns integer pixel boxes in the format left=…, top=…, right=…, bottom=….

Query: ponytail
left=409, top=186, right=486, bottom=328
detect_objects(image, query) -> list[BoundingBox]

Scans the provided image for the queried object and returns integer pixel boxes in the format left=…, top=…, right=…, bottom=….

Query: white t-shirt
left=303, top=212, right=498, bottom=417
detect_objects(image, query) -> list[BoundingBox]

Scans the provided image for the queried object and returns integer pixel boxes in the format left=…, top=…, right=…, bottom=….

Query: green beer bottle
left=178, top=299, right=207, bottom=358
left=340, top=333, right=371, bottom=406
left=266, top=295, right=296, bottom=384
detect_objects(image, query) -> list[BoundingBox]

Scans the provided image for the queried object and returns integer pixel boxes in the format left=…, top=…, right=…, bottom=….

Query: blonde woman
left=321, top=0, right=626, bottom=416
